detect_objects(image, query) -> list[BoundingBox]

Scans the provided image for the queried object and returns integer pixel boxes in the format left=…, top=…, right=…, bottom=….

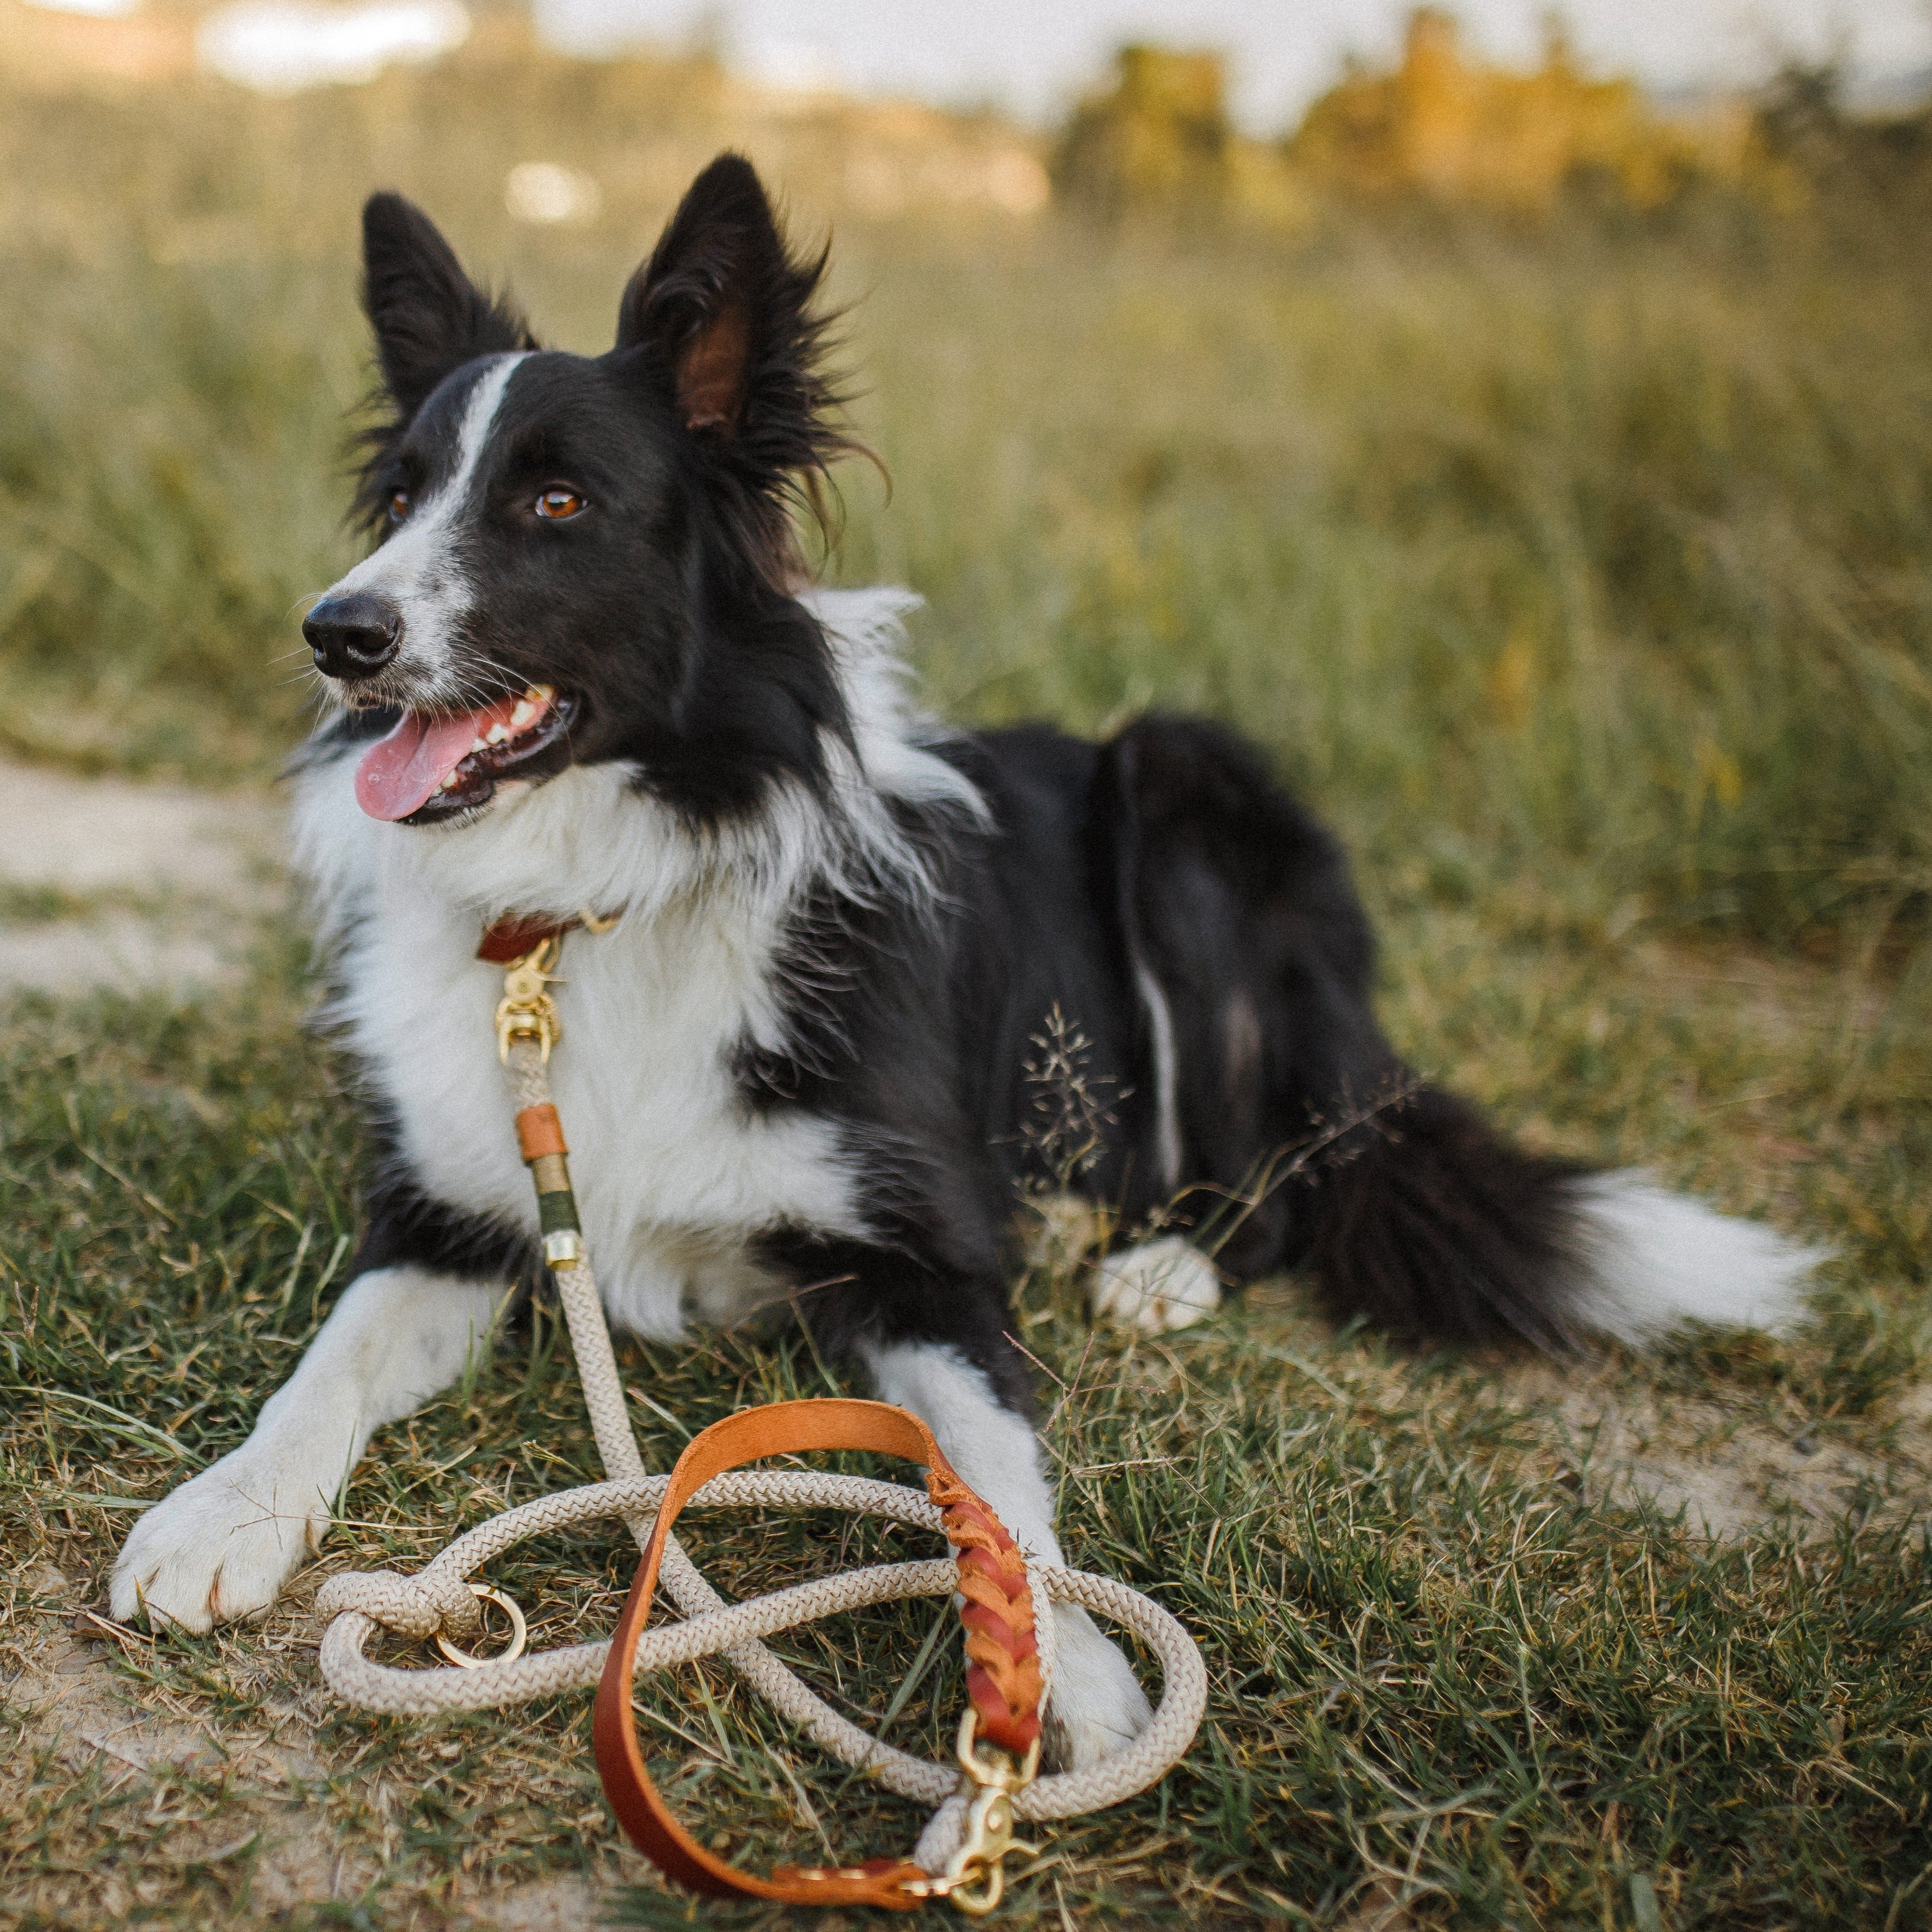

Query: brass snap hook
left=933, top=1707, right=1042, bottom=1916
left=496, top=934, right=565, bottom=1062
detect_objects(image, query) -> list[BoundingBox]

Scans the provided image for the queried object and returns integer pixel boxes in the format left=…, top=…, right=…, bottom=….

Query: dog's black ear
left=615, top=155, right=857, bottom=575
left=362, top=192, right=535, bottom=419
left=616, top=155, right=801, bottom=435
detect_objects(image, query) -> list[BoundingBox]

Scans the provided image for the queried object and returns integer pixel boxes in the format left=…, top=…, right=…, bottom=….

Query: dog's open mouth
left=353, top=685, right=575, bottom=824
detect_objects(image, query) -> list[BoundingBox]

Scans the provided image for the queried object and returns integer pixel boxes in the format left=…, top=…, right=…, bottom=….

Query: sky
left=534, top=0, right=1932, bottom=130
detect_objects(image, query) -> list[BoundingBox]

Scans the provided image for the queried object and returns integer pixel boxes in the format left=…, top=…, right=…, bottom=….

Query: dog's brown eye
left=388, top=489, right=411, bottom=523
left=535, top=488, right=586, bottom=521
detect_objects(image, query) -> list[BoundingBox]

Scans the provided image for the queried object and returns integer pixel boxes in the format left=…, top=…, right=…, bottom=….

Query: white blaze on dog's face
left=316, top=352, right=528, bottom=706
left=302, top=344, right=607, bottom=825
left=302, top=162, right=857, bottom=829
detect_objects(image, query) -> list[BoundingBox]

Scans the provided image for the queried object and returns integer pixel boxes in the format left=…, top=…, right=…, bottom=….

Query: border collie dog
left=112, top=156, right=1821, bottom=1764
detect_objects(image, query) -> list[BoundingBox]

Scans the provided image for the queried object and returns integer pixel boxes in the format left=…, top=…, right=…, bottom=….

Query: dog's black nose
left=304, top=594, right=403, bottom=680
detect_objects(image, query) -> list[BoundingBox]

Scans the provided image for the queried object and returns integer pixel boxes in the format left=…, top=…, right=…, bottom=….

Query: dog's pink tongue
left=354, top=710, right=489, bottom=821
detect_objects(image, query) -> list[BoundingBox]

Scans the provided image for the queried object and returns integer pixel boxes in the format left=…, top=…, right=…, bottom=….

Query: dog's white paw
left=1091, top=1236, right=1221, bottom=1333
left=1043, top=1603, right=1153, bottom=1771
left=110, top=1452, right=328, bottom=1633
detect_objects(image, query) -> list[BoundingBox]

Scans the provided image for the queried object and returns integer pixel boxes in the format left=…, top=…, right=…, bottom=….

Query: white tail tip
left=1570, top=1172, right=1829, bottom=1345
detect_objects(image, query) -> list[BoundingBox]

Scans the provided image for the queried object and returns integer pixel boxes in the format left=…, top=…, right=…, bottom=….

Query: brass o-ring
left=433, top=1585, right=528, bottom=1669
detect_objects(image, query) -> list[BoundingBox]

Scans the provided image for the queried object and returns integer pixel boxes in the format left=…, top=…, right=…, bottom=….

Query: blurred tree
left=1050, top=44, right=1310, bottom=229
left=1753, top=58, right=1932, bottom=214
left=1289, top=8, right=1719, bottom=216
left=1051, top=46, right=1233, bottom=222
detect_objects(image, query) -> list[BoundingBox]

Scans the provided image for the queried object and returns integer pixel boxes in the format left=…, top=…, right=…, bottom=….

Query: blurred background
left=2, top=0, right=1930, bottom=977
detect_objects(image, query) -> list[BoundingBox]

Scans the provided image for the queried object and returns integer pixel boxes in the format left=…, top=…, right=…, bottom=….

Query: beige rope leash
left=314, top=922, right=1207, bottom=1911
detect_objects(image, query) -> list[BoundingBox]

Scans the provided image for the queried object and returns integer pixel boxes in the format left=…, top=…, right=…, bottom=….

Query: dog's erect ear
left=616, top=154, right=834, bottom=442
left=361, top=192, right=535, bottom=419
left=613, top=154, right=858, bottom=579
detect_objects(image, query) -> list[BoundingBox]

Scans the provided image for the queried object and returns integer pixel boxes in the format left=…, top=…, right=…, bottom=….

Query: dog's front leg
left=111, top=1266, right=502, bottom=1632
left=863, top=1337, right=1153, bottom=1772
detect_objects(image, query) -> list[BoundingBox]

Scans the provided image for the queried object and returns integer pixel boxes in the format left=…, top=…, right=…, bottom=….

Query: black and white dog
left=112, top=155, right=1821, bottom=1763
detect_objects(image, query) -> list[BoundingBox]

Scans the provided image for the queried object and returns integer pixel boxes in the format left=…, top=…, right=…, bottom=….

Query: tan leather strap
left=592, top=1398, right=1042, bottom=1908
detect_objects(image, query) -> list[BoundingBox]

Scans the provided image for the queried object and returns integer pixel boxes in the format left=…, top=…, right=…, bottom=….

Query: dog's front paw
left=1042, top=1603, right=1153, bottom=1771
left=110, top=1452, right=327, bottom=1633
left=1091, top=1237, right=1221, bottom=1333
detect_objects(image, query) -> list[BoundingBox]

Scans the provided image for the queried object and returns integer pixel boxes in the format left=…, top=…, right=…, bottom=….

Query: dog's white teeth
left=509, top=700, right=535, bottom=730
left=485, top=723, right=510, bottom=745
left=529, top=684, right=554, bottom=703
left=438, top=771, right=460, bottom=791
left=469, top=735, right=489, bottom=755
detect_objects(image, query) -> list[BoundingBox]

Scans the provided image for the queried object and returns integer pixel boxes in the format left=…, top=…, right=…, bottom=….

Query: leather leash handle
left=592, top=1398, right=1043, bottom=1909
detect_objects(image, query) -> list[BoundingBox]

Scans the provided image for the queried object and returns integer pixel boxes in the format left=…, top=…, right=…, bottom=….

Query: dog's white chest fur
left=294, top=760, right=867, bottom=1339
left=378, top=898, right=857, bottom=1336
left=290, top=589, right=984, bottom=1339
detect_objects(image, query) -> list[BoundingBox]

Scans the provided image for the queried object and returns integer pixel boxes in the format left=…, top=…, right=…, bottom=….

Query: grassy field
left=3, top=51, right=1932, bottom=1932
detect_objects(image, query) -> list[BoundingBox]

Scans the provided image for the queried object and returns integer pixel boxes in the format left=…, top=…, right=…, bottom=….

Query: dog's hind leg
left=1098, top=714, right=1824, bottom=1346
left=862, top=1337, right=1153, bottom=1773
left=1079, top=714, right=1346, bottom=1312
left=111, top=1267, right=503, bottom=1632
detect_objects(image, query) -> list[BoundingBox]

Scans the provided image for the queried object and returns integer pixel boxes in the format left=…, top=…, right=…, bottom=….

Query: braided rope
left=316, top=1031, right=1206, bottom=1872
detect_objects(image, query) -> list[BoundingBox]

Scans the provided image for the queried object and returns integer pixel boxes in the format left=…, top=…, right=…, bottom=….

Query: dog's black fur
left=309, top=152, right=1597, bottom=1422
left=110, top=150, right=1816, bottom=1671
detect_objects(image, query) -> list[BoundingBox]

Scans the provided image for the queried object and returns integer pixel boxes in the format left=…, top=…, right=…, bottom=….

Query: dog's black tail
left=1097, top=715, right=1820, bottom=1350
left=1294, top=1080, right=1590, bottom=1349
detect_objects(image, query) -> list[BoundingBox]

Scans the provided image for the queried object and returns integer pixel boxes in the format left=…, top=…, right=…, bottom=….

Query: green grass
left=3, top=48, right=1931, bottom=1932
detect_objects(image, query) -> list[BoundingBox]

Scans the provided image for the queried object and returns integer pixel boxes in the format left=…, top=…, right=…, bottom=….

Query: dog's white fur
left=1092, top=1235, right=1225, bottom=1333
left=112, top=586, right=1155, bottom=1762
left=1130, top=962, right=1184, bottom=1195
left=1569, top=1172, right=1823, bottom=1343
left=111, top=544, right=1820, bottom=1765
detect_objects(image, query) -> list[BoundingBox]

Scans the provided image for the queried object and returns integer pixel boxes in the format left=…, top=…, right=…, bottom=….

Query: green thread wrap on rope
left=538, top=1189, right=581, bottom=1235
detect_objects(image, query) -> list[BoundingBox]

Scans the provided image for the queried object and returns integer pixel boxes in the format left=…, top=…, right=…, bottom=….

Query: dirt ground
left=0, top=761, right=284, bottom=997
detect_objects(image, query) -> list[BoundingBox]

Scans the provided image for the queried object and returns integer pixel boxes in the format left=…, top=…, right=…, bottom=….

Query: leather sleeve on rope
left=536, top=1190, right=580, bottom=1234
left=515, top=1104, right=568, bottom=1163
left=592, top=1398, right=1044, bottom=1908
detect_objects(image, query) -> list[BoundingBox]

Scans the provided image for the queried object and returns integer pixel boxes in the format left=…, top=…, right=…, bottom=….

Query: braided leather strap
left=592, top=1398, right=1041, bottom=1909
left=932, top=1473, right=1041, bottom=1758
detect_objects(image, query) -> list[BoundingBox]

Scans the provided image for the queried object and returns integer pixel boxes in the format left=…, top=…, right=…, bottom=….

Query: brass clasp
left=496, top=935, right=564, bottom=1062
left=903, top=1708, right=1041, bottom=1916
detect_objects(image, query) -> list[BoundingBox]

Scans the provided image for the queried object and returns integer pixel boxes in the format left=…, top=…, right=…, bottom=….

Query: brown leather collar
left=477, top=914, right=576, bottom=965
left=478, top=907, right=624, bottom=964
